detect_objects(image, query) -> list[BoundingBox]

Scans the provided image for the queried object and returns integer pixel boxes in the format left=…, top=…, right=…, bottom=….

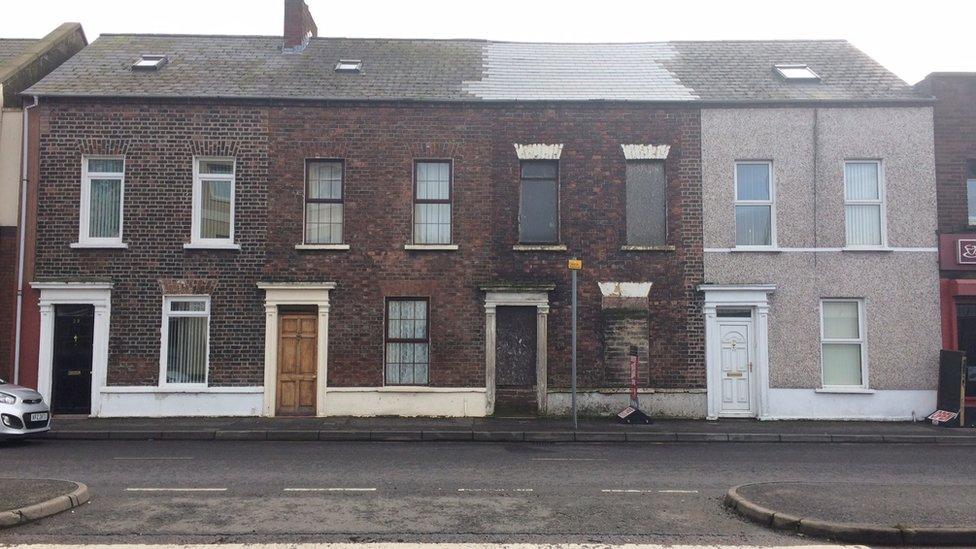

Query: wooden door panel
left=277, top=313, right=317, bottom=416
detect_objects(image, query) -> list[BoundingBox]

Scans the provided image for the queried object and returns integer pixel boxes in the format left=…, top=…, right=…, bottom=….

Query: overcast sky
left=3, top=0, right=973, bottom=84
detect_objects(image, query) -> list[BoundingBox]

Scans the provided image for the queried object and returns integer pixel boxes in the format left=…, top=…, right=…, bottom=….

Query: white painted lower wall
left=97, top=387, right=264, bottom=417
left=321, top=387, right=488, bottom=417
left=546, top=389, right=706, bottom=418
left=763, top=388, right=936, bottom=421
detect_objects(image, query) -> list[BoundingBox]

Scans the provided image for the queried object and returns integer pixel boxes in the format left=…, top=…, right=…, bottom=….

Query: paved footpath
left=1, top=437, right=973, bottom=546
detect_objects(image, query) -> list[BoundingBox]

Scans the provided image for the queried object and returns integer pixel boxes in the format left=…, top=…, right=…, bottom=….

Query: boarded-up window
left=626, top=161, right=666, bottom=245
left=519, top=161, right=559, bottom=243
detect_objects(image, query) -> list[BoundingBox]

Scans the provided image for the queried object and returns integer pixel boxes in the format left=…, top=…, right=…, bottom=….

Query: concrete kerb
left=0, top=481, right=89, bottom=529
left=725, top=483, right=976, bottom=546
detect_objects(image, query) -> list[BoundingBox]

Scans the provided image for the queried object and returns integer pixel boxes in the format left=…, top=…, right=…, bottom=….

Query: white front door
left=718, top=320, right=754, bottom=415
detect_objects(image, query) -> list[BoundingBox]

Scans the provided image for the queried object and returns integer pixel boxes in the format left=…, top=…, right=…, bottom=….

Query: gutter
left=13, top=95, right=38, bottom=384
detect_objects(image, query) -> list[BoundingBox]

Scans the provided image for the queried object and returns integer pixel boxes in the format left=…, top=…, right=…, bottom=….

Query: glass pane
left=201, top=179, right=231, bottom=239
left=823, top=301, right=859, bottom=339
left=199, top=160, right=234, bottom=175
left=822, top=343, right=862, bottom=386
left=170, top=300, right=206, bottom=312
left=519, top=180, right=558, bottom=243
left=308, top=161, right=342, bottom=200
left=626, top=161, right=666, bottom=246
left=385, top=344, right=400, bottom=384
left=88, top=178, right=121, bottom=238
left=521, top=161, right=557, bottom=179
left=416, top=162, right=450, bottom=200
left=414, top=203, right=451, bottom=244
left=736, top=164, right=770, bottom=201
left=305, top=203, right=342, bottom=244
left=88, top=158, right=123, bottom=173
left=968, top=180, right=976, bottom=225
left=845, top=162, right=879, bottom=200
left=735, top=205, right=771, bottom=246
left=845, top=204, right=881, bottom=246
left=166, top=316, right=207, bottom=384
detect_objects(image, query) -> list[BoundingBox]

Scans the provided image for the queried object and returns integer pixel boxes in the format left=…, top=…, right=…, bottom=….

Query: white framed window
left=160, top=295, right=210, bottom=387
left=189, top=157, right=236, bottom=248
left=734, top=161, right=775, bottom=248
left=414, top=160, right=452, bottom=245
left=820, top=299, right=867, bottom=389
left=844, top=161, right=886, bottom=248
left=304, top=160, right=344, bottom=244
left=77, top=156, right=125, bottom=247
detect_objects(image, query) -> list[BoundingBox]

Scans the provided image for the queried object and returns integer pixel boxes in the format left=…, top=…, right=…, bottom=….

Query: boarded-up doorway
left=495, top=306, right=537, bottom=415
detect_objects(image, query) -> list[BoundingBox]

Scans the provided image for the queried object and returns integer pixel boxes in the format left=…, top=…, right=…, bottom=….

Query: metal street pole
left=571, top=267, right=578, bottom=430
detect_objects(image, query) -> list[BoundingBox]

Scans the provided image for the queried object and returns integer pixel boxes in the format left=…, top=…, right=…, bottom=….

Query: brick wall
left=33, top=98, right=705, bottom=393
left=0, top=226, right=16, bottom=380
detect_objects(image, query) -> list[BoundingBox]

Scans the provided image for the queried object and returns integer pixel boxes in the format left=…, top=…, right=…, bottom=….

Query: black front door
left=52, top=304, right=95, bottom=414
left=495, top=306, right=537, bottom=415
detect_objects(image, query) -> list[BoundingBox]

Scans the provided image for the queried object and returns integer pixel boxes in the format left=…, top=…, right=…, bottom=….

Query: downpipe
left=13, top=95, right=38, bottom=385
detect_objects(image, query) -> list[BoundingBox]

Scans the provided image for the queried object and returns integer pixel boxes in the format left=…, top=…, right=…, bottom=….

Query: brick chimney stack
left=283, top=0, right=317, bottom=53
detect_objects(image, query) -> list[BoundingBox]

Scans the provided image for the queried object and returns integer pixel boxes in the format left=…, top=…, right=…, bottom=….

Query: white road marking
left=126, top=487, right=227, bottom=492
left=657, top=489, right=699, bottom=494
left=457, top=488, right=534, bottom=492
left=0, top=542, right=859, bottom=548
left=283, top=487, right=377, bottom=492
left=601, top=489, right=700, bottom=494
left=113, top=457, right=195, bottom=461
left=530, top=458, right=607, bottom=461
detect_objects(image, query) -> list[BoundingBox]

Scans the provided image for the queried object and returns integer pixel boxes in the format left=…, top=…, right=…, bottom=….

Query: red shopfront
left=939, top=234, right=976, bottom=398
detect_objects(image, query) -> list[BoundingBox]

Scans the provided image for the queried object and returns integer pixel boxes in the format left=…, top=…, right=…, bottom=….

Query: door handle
left=748, top=362, right=753, bottom=372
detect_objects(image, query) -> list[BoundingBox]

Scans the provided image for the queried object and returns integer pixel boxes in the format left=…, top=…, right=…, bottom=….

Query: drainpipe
left=13, top=95, right=38, bottom=384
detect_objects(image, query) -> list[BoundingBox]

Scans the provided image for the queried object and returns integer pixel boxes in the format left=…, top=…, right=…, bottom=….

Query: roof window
left=335, top=59, right=362, bottom=73
left=774, top=64, right=821, bottom=81
left=132, top=54, right=168, bottom=71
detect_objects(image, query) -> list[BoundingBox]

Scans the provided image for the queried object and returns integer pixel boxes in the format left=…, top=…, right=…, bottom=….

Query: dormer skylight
left=335, top=59, right=362, bottom=73
left=132, top=54, right=168, bottom=70
left=774, top=64, right=821, bottom=81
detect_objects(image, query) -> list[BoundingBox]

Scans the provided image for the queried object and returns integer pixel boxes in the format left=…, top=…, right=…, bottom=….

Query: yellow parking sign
left=568, top=259, right=582, bottom=270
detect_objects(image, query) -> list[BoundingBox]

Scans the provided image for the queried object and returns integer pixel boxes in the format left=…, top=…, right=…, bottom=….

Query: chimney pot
left=283, top=0, right=317, bottom=52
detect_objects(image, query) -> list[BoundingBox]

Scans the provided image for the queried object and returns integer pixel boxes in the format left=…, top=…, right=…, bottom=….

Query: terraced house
left=11, top=0, right=940, bottom=420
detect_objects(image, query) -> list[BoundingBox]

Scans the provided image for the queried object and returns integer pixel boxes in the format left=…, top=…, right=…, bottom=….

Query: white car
left=0, top=378, right=51, bottom=439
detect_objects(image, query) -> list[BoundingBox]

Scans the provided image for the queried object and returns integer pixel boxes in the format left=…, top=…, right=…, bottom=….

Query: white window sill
left=100, top=385, right=263, bottom=394
left=404, top=244, right=459, bottom=251
left=70, top=242, right=128, bottom=249
left=183, top=242, right=241, bottom=250
left=513, top=244, right=568, bottom=252
left=295, top=243, right=350, bottom=250
left=621, top=245, right=675, bottom=252
left=842, top=247, right=893, bottom=253
left=815, top=387, right=876, bottom=394
left=731, top=246, right=781, bottom=253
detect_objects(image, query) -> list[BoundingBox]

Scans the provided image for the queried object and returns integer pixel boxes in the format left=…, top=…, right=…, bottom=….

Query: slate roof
left=0, top=39, right=38, bottom=67
left=24, top=34, right=927, bottom=103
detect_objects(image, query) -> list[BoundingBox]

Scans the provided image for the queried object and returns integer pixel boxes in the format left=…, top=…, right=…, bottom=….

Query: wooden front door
left=276, top=313, right=317, bottom=416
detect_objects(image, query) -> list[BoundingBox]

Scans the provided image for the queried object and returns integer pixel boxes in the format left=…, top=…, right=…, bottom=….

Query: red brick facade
left=29, top=97, right=704, bottom=402
left=0, top=227, right=16, bottom=381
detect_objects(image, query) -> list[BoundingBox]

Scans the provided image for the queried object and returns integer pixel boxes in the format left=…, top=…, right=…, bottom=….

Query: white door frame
left=482, top=287, right=551, bottom=415
left=257, top=282, right=336, bottom=417
left=31, top=282, right=113, bottom=417
left=700, top=284, right=774, bottom=420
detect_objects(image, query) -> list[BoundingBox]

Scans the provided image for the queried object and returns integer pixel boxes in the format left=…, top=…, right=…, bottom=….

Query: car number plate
left=30, top=412, right=48, bottom=422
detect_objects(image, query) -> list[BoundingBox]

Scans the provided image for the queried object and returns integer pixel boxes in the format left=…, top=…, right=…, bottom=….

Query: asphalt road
left=1, top=439, right=973, bottom=546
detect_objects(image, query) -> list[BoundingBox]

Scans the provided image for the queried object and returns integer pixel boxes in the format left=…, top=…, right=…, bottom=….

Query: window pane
left=199, top=160, right=233, bottom=175
left=823, top=301, right=859, bottom=339
left=88, top=178, right=121, bottom=238
left=968, top=180, right=976, bottom=225
left=416, top=162, right=450, bottom=200
left=845, top=204, right=881, bottom=246
left=308, top=161, right=342, bottom=200
left=521, top=161, right=556, bottom=179
left=735, top=205, right=771, bottom=246
left=201, top=179, right=231, bottom=239
left=845, top=162, right=879, bottom=200
left=822, top=343, right=862, bottom=386
left=166, top=316, right=207, bottom=384
left=305, top=203, right=343, bottom=244
left=626, top=161, right=666, bottom=245
left=519, top=180, right=558, bottom=243
left=736, top=164, right=770, bottom=201
left=170, top=300, right=206, bottom=312
left=88, top=158, right=123, bottom=173
left=385, top=300, right=429, bottom=385
left=414, top=203, right=451, bottom=244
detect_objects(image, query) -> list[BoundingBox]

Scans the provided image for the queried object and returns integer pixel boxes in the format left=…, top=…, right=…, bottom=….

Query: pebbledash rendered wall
left=29, top=97, right=706, bottom=417
left=701, top=107, right=940, bottom=420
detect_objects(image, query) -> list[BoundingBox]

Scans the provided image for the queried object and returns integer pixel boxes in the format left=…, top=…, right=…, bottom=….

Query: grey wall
left=701, top=107, right=940, bottom=390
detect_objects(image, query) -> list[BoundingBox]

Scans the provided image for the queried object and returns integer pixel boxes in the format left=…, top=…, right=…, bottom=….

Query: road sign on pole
left=569, top=258, right=581, bottom=430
